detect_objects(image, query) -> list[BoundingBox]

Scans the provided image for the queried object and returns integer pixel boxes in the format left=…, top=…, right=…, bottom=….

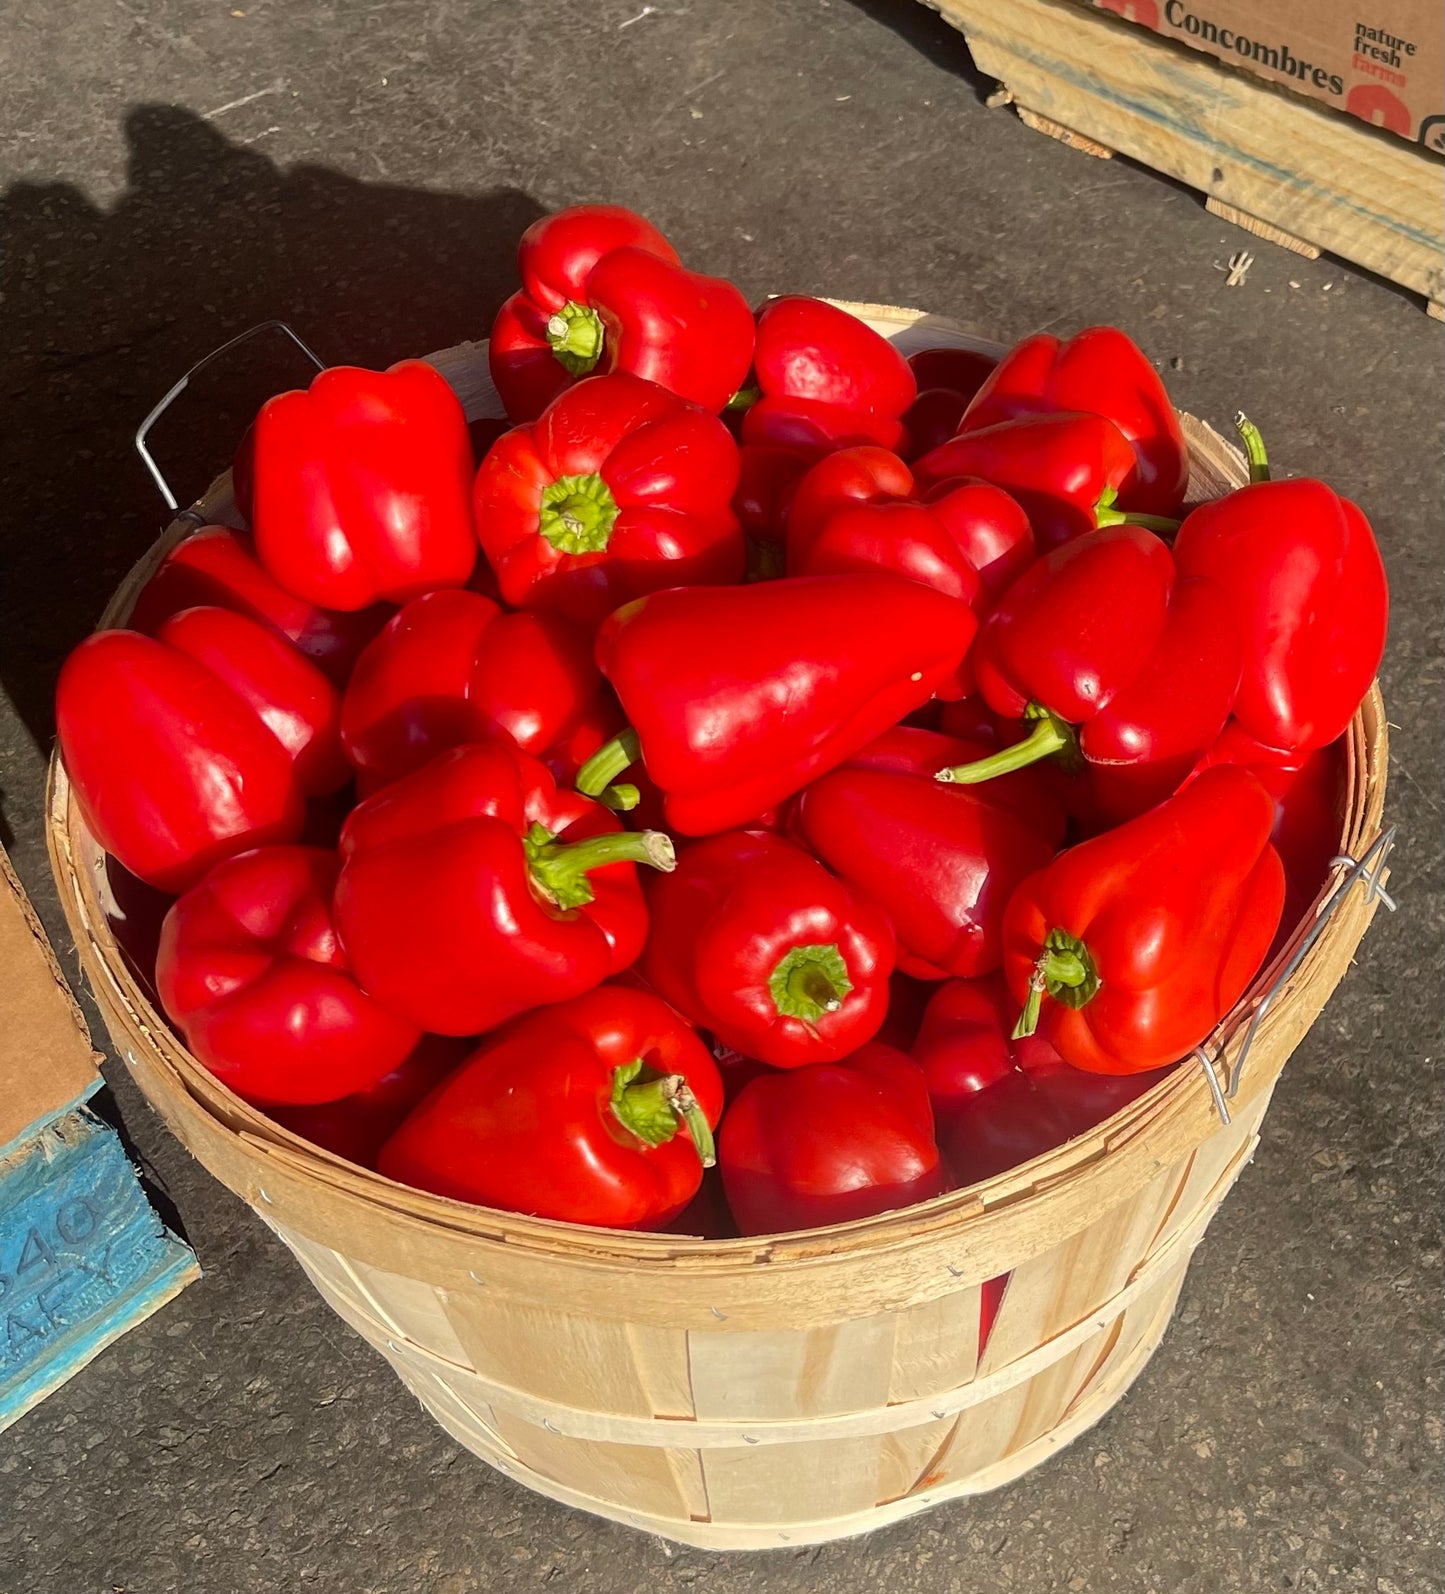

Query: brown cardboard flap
left=0, top=845, right=104, bottom=1156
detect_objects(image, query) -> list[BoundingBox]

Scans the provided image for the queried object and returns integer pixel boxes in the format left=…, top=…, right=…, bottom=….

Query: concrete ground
left=1, top=0, right=1440, bottom=1588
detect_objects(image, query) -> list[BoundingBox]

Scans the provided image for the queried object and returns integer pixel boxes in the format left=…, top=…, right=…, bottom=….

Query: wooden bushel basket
left=46, top=306, right=1391, bottom=1549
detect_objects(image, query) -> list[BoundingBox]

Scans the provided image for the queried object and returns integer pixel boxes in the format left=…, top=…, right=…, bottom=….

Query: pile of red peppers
left=57, top=203, right=1389, bottom=1258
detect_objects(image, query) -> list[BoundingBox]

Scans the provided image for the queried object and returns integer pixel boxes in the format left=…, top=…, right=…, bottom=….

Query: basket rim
left=45, top=304, right=1391, bottom=1282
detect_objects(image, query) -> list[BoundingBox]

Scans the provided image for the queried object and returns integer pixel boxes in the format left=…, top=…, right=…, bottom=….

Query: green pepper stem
left=545, top=300, right=605, bottom=376
left=725, top=385, right=761, bottom=412
left=538, top=471, right=620, bottom=555
left=937, top=704, right=1077, bottom=784
left=1094, top=507, right=1183, bottom=536
left=769, top=943, right=853, bottom=1025
left=1012, top=928, right=1101, bottom=1037
left=1234, top=411, right=1271, bottom=483
left=595, top=783, right=640, bottom=813
left=576, top=728, right=642, bottom=797
left=526, top=823, right=674, bottom=910
left=610, top=1059, right=717, bottom=1167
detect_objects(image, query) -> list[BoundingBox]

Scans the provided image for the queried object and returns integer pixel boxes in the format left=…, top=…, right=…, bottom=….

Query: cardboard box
left=0, top=846, right=197, bottom=1431
left=1089, top=0, right=1444, bottom=147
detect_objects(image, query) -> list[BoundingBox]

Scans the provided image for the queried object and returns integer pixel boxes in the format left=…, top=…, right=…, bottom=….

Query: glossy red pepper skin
left=1190, top=722, right=1347, bottom=932
left=916, top=411, right=1136, bottom=549
left=1172, top=480, right=1387, bottom=753
left=251, top=360, right=477, bottom=611
left=742, top=297, right=916, bottom=454
left=339, top=589, right=617, bottom=791
left=842, top=727, right=1067, bottom=848
left=156, top=846, right=421, bottom=1105
left=718, top=1042, right=946, bottom=1234
left=489, top=205, right=753, bottom=421
left=335, top=742, right=668, bottom=1035
left=129, top=527, right=392, bottom=687
left=911, top=972, right=1063, bottom=1109
left=796, top=763, right=1057, bottom=981
left=959, top=328, right=1188, bottom=516
left=593, top=573, right=978, bottom=835
left=473, top=373, right=744, bottom=628
left=156, top=607, right=350, bottom=798
left=640, top=830, right=896, bottom=1069
left=267, top=1034, right=469, bottom=1168
left=378, top=985, right=723, bottom=1229
left=56, top=624, right=314, bottom=893
left=1003, top=766, right=1285, bottom=1074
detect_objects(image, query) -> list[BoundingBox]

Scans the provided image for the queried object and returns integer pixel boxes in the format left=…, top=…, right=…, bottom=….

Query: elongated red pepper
left=796, top=760, right=1057, bottom=981
left=251, top=360, right=477, bottom=610
left=1172, top=417, right=1388, bottom=753
left=718, top=1042, right=946, bottom=1234
left=1003, top=766, right=1285, bottom=1073
left=334, top=741, right=675, bottom=1035
left=489, top=204, right=754, bottom=421
left=339, top=589, right=618, bottom=791
left=915, top=411, right=1148, bottom=549
left=941, top=526, right=1240, bottom=825
left=156, top=846, right=421, bottom=1105
left=958, top=327, right=1188, bottom=516
left=473, top=372, right=744, bottom=628
left=129, top=527, right=392, bottom=686
left=378, top=985, right=723, bottom=1228
left=55, top=610, right=355, bottom=892
left=268, top=1034, right=469, bottom=1169
left=583, top=574, right=977, bottom=835
left=640, top=830, right=896, bottom=1069
left=911, top=972, right=1063, bottom=1108
left=740, top=297, right=916, bottom=454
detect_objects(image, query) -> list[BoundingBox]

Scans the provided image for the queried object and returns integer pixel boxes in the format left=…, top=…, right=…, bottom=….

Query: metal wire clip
left=1195, top=826, right=1398, bottom=1125
left=134, top=319, right=325, bottom=512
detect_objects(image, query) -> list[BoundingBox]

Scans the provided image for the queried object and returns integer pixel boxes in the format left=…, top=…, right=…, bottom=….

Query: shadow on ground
left=0, top=103, right=541, bottom=776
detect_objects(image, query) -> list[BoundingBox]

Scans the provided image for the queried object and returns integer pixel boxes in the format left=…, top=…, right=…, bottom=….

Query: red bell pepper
left=940, top=527, right=1240, bottom=826
left=915, top=410, right=1153, bottom=549
left=1171, top=416, right=1388, bottom=753
left=339, top=589, right=618, bottom=791
left=939, top=1060, right=1173, bottom=1185
left=334, top=741, right=674, bottom=1035
left=582, top=573, right=977, bottom=835
left=55, top=614, right=345, bottom=892
left=156, top=846, right=421, bottom=1105
left=378, top=985, right=723, bottom=1228
left=958, top=327, right=1188, bottom=516
left=1003, top=765, right=1285, bottom=1073
left=911, top=972, right=1063, bottom=1109
left=251, top=359, right=478, bottom=611
left=902, top=346, right=999, bottom=458
left=1190, top=721, right=1347, bottom=932
left=473, top=372, right=744, bottom=628
left=795, top=758, right=1057, bottom=981
left=489, top=204, right=754, bottom=421
left=129, top=526, right=391, bottom=687
left=639, top=830, right=896, bottom=1069
left=267, top=1034, right=469, bottom=1168
left=154, top=607, right=350, bottom=798
left=739, top=297, right=916, bottom=454
left=718, top=1042, right=946, bottom=1234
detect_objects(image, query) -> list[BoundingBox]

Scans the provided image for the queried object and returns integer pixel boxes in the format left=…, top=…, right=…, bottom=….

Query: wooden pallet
left=923, top=0, right=1445, bottom=316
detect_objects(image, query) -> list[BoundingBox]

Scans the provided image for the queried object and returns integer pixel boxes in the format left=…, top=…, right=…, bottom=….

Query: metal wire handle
left=1194, top=826, right=1398, bottom=1125
left=134, top=319, right=325, bottom=512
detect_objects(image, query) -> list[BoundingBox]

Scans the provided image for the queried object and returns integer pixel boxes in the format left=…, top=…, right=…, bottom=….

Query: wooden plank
left=687, top=1315, right=896, bottom=1421
left=887, top=1285, right=983, bottom=1403
left=1204, top=197, right=1321, bottom=258
left=1014, top=105, right=1114, bottom=157
left=925, top=0, right=1445, bottom=305
left=0, top=1108, right=197, bottom=1430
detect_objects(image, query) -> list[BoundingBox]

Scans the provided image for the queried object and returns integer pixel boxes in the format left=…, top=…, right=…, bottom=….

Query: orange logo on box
left=1097, top=0, right=1162, bottom=24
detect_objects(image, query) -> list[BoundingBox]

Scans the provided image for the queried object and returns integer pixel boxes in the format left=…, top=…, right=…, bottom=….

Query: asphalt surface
left=1, top=1, right=1441, bottom=1590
